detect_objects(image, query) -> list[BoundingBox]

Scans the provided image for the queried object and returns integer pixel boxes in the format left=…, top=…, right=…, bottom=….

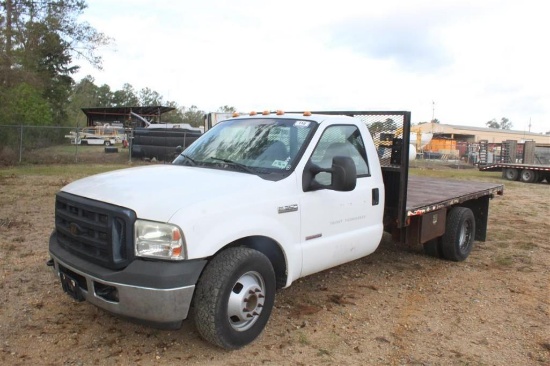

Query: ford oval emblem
left=69, top=223, right=80, bottom=236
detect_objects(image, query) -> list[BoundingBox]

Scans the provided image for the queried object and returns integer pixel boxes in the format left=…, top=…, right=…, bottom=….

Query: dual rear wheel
left=424, top=206, right=476, bottom=262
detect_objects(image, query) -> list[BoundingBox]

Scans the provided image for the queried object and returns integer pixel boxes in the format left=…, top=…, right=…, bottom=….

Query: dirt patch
left=0, top=167, right=549, bottom=365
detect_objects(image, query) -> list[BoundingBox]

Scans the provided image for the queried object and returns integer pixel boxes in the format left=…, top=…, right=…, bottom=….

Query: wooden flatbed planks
left=406, top=176, right=504, bottom=216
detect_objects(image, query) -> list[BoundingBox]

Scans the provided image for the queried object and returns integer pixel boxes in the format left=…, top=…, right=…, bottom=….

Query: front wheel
left=193, top=247, right=276, bottom=349
left=440, top=207, right=476, bottom=261
left=105, top=140, right=111, bottom=146
left=503, top=168, right=519, bottom=181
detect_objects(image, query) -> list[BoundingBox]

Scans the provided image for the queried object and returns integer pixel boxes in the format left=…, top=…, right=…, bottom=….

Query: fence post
left=128, top=128, right=133, bottom=163
left=75, top=126, right=79, bottom=163
left=19, top=124, right=23, bottom=163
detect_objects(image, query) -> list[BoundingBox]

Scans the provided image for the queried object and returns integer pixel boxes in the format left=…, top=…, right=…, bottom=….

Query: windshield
left=173, top=117, right=317, bottom=178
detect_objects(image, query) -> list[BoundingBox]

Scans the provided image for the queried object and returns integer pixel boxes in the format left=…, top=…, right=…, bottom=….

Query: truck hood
left=61, top=165, right=275, bottom=222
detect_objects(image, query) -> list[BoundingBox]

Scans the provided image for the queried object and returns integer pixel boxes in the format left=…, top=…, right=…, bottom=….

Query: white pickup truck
left=48, top=111, right=503, bottom=349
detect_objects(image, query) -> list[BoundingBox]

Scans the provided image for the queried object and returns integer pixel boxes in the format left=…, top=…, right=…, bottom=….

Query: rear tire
left=520, top=169, right=537, bottom=183
left=193, top=247, right=276, bottom=349
left=503, top=168, right=519, bottom=181
left=440, top=207, right=475, bottom=262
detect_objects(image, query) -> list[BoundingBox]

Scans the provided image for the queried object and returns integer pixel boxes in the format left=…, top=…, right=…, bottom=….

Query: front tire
left=440, top=207, right=475, bottom=261
left=193, top=247, right=276, bottom=349
left=503, top=168, right=519, bottom=181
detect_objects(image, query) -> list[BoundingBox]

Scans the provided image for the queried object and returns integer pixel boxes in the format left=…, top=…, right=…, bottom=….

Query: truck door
left=300, top=124, right=384, bottom=277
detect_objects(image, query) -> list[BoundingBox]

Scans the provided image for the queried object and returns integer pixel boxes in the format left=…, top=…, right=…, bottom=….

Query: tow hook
left=46, top=259, right=54, bottom=267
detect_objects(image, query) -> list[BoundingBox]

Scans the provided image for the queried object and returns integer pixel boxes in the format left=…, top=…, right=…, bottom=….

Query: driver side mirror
left=303, top=156, right=357, bottom=192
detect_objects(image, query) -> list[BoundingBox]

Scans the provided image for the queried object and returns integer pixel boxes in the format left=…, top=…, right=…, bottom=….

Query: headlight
left=135, top=220, right=186, bottom=260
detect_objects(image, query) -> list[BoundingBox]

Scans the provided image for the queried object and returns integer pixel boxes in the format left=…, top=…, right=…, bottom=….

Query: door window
left=309, top=125, right=369, bottom=185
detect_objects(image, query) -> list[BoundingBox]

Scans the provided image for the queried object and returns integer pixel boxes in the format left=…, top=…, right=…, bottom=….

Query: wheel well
left=224, top=236, right=288, bottom=289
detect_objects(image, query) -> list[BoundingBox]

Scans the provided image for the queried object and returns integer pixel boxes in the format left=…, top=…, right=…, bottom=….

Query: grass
left=495, top=255, right=514, bottom=266
left=0, top=164, right=127, bottom=178
left=1, top=142, right=135, bottom=166
left=298, top=332, right=310, bottom=345
left=409, top=160, right=502, bottom=181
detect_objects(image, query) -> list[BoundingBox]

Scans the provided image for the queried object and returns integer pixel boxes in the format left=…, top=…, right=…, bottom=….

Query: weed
left=495, top=255, right=514, bottom=266
left=298, top=332, right=310, bottom=346
left=518, top=242, right=537, bottom=251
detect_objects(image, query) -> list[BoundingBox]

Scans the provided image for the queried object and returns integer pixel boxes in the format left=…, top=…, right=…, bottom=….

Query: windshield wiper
left=209, top=157, right=258, bottom=174
left=179, top=154, right=197, bottom=166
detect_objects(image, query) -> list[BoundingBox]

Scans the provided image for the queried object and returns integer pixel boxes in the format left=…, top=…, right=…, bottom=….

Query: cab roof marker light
left=303, top=111, right=312, bottom=116
left=262, top=110, right=270, bottom=115
left=232, top=112, right=240, bottom=117
left=276, top=110, right=284, bottom=115
left=250, top=111, right=257, bottom=116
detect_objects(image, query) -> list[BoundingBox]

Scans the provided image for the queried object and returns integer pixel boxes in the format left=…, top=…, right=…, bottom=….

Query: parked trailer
left=478, top=139, right=550, bottom=183
left=479, top=163, right=550, bottom=183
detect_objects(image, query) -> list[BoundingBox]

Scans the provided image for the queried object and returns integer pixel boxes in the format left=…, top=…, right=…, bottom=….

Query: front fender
left=173, top=210, right=302, bottom=286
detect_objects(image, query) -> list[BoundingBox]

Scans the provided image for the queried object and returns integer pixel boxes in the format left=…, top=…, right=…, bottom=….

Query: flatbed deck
left=479, top=163, right=550, bottom=172
left=406, top=176, right=504, bottom=217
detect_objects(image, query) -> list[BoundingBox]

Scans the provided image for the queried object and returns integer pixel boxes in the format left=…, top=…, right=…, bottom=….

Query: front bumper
left=49, top=232, right=207, bottom=326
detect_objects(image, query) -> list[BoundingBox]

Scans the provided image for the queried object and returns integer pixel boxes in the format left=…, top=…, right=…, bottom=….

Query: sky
left=74, top=0, right=549, bottom=133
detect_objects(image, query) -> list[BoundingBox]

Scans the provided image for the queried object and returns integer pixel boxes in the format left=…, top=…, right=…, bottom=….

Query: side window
left=309, top=125, right=370, bottom=185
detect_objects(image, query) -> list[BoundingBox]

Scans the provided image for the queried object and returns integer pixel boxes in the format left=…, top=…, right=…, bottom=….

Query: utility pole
left=431, top=100, right=435, bottom=122
left=528, top=117, right=531, bottom=132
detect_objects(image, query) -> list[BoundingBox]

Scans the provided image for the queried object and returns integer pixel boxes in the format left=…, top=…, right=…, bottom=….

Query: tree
left=500, top=117, right=512, bottom=130
left=161, top=101, right=185, bottom=123
left=96, top=84, right=113, bottom=107
left=65, top=76, right=100, bottom=126
left=0, top=0, right=110, bottom=125
left=486, top=117, right=512, bottom=130
left=4, top=83, right=53, bottom=125
left=383, top=118, right=397, bottom=131
left=486, top=119, right=500, bottom=129
left=217, top=105, right=236, bottom=113
left=111, top=83, right=139, bottom=107
left=367, top=121, right=385, bottom=133
left=182, top=105, right=205, bottom=127
left=138, top=87, right=164, bottom=106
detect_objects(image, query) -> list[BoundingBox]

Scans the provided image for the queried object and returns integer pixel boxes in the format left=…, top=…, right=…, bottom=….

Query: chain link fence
left=0, top=125, right=133, bottom=165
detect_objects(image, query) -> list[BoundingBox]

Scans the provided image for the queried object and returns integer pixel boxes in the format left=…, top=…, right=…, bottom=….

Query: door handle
left=372, top=188, right=379, bottom=205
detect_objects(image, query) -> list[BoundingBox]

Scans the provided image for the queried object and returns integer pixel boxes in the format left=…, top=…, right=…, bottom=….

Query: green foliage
left=486, top=117, right=513, bottom=130
left=111, top=84, right=139, bottom=107
left=1, top=83, right=53, bottom=125
left=368, top=118, right=397, bottom=133
left=500, top=117, right=512, bottom=130
left=217, top=105, right=236, bottom=113
left=1, top=1, right=237, bottom=130
left=0, top=0, right=109, bottom=126
left=181, top=105, right=205, bottom=127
